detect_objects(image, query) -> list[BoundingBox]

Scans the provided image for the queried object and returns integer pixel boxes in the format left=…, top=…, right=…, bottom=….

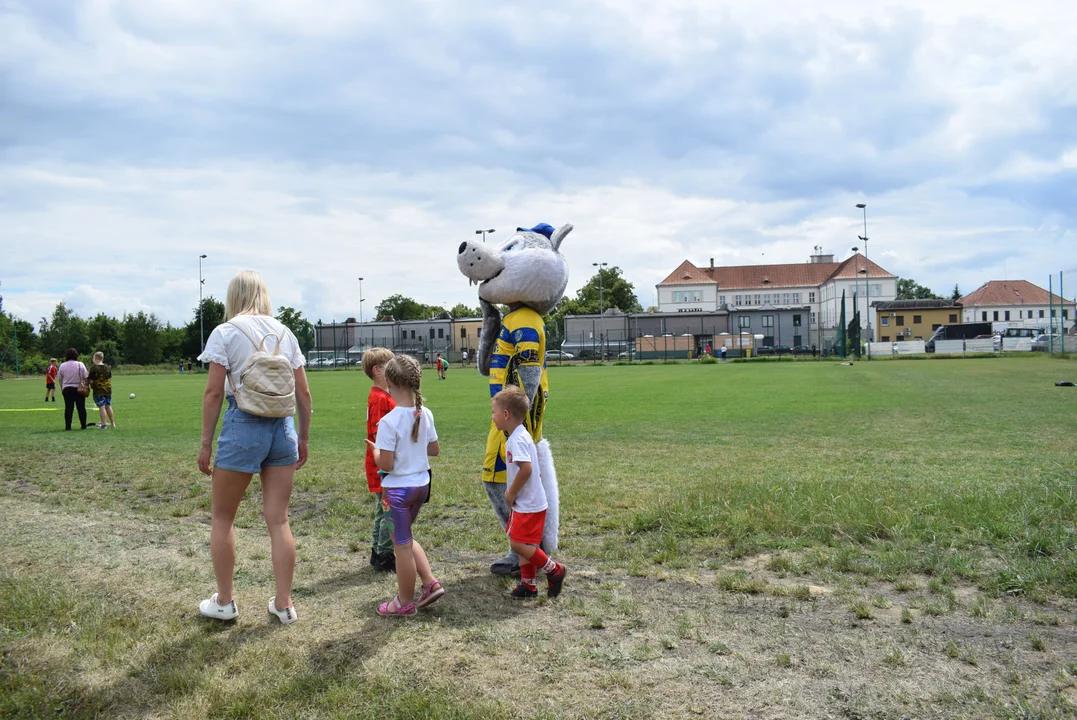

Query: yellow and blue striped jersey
left=489, top=306, right=548, bottom=444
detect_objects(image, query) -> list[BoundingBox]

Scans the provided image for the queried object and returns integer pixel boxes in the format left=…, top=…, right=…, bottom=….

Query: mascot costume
left=457, top=222, right=571, bottom=575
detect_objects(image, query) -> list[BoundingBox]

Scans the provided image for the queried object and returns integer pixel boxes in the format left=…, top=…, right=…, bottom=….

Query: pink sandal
left=417, top=579, right=445, bottom=609
left=377, top=595, right=416, bottom=617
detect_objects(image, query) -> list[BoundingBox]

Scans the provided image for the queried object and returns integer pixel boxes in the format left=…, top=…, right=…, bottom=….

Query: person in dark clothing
left=57, top=347, right=89, bottom=430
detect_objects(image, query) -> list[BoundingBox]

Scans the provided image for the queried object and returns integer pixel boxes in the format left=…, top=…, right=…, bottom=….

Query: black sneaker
left=547, top=563, right=567, bottom=598
left=504, top=583, right=538, bottom=599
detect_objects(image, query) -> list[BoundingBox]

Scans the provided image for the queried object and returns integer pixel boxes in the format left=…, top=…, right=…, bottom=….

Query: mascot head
left=457, top=223, right=572, bottom=375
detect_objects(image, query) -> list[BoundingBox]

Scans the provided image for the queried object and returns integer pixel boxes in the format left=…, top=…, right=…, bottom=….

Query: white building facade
left=959, top=280, right=1075, bottom=333
left=656, top=250, right=898, bottom=350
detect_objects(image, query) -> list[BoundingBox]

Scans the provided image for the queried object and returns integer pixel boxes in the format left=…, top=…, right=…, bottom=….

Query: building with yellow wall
left=871, top=300, right=962, bottom=343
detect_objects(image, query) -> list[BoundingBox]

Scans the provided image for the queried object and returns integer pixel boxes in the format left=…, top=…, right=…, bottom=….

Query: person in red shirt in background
left=45, top=358, right=59, bottom=402
left=362, top=348, right=397, bottom=572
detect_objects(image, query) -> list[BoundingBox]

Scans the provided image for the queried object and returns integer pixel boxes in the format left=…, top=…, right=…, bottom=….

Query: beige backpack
left=227, top=322, right=296, bottom=418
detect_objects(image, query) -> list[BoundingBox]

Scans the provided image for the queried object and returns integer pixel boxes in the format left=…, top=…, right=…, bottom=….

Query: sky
left=2, top=0, right=1076, bottom=328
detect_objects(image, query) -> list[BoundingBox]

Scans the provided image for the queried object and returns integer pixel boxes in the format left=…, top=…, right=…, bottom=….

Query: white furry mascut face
left=457, top=231, right=569, bottom=316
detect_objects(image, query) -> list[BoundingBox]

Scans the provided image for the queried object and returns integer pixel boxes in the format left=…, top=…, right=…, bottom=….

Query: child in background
left=435, top=353, right=446, bottom=380
left=493, top=385, right=567, bottom=599
left=45, top=358, right=58, bottom=402
left=366, top=354, right=444, bottom=616
left=362, top=348, right=397, bottom=572
left=88, top=351, right=116, bottom=429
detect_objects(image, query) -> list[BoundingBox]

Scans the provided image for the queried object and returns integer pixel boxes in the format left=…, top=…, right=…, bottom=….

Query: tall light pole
left=475, top=228, right=495, bottom=243
left=357, top=277, right=365, bottom=353
left=852, top=247, right=861, bottom=358
left=593, top=261, right=608, bottom=359
left=856, top=203, right=871, bottom=359
left=199, top=254, right=207, bottom=368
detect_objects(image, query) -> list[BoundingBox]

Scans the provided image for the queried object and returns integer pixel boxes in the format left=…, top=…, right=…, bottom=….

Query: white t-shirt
left=374, top=405, right=438, bottom=488
left=505, top=425, right=546, bottom=513
left=197, top=314, right=305, bottom=394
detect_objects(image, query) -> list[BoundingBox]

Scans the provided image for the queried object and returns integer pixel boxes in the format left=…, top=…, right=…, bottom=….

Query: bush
left=698, top=354, right=717, bottom=364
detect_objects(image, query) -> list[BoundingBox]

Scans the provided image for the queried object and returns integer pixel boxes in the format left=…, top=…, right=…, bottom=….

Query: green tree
left=39, top=302, right=89, bottom=358
left=276, top=306, right=315, bottom=354
left=449, top=303, right=482, bottom=319
left=374, top=294, right=427, bottom=321
left=159, top=324, right=186, bottom=362
left=96, top=339, right=122, bottom=366
left=896, top=278, right=941, bottom=300
left=183, top=296, right=226, bottom=359
left=122, top=311, right=163, bottom=365
left=544, top=297, right=586, bottom=348
left=86, top=312, right=123, bottom=356
left=575, top=267, right=643, bottom=314
left=951, top=284, right=961, bottom=302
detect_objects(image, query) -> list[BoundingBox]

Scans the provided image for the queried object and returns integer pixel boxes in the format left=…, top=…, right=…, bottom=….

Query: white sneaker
left=199, top=593, right=238, bottom=620
left=267, top=597, right=298, bottom=625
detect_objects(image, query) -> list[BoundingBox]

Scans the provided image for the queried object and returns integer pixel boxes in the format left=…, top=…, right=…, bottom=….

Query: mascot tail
left=537, top=438, right=560, bottom=553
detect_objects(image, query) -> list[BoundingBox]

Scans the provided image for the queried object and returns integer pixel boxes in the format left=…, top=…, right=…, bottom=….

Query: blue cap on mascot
left=516, top=223, right=555, bottom=239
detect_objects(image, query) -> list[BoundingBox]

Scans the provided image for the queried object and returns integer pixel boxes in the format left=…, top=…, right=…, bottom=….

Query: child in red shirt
left=45, top=358, right=58, bottom=402
left=363, top=348, right=397, bottom=571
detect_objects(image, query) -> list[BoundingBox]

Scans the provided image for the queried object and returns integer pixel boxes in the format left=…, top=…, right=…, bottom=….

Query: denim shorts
left=215, top=396, right=299, bottom=474
left=94, top=395, right=112, bottom=407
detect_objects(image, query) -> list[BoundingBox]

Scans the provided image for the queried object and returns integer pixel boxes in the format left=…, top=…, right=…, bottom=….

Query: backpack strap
left=223, top=320, right=283, bottom=394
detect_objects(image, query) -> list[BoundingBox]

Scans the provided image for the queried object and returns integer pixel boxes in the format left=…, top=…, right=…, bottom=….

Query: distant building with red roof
left=959, top=280, right=1074, bottom=332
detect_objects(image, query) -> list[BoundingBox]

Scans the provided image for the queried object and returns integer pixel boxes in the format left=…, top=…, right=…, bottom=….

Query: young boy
left=45, top=358, right=58, bottom=402
left=88, top=351, right=116, bottom=428
left=493, top=386, right=567, bottom=599
left=363, top=348, right=397, bottom=572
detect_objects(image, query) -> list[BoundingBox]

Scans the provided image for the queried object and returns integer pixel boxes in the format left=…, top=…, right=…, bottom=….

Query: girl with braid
left=366, top=355, right=445, bottom=616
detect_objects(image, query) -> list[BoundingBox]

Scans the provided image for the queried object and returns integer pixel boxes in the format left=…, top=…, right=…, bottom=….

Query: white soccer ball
left=129, top=393, right=136, bottom=399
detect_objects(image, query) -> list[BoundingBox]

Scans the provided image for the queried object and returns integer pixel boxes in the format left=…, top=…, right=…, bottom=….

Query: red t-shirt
left=45, top=365, right=58, bottom=384
left=365, top=386, right=395, bottom=492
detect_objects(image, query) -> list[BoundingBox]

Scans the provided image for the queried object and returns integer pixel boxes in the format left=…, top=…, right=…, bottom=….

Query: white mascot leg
left=537, top=438, right=559, bottom=553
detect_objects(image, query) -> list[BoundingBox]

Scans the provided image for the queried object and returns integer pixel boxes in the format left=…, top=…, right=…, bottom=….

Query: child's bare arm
left=427, top=439, right=440, bottom=457
left=503, top=461, right=531, bottom=506
left=365, top=440, right=395, bottom=471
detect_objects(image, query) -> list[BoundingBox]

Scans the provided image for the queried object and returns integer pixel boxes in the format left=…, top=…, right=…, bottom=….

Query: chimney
left=810, top=245, right=834, bottom=264
left=709, top=258, right=714, bottom=269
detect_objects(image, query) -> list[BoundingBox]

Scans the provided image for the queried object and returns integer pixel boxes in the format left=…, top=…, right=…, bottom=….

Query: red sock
left=520, top=563, right=537, bottom=588
left=530, top=548, right=558, bottom=574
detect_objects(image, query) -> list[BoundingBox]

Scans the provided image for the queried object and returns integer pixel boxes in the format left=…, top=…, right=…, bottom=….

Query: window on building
left=809, top=292, right=816, bottom=303
left=754, top=294, right=761, bottom=304
left=896, top=315, right=904, bottom=325
left=782, top=293, right=789, bottom=304
left=762, top=315, right=774, bottom=328
left=763, top=294, right=771, bottom=304
left=949, top=314, right=957, bottom=323
left=793, top=314, right=802, bottom=327
left=438, top=328, right=444, bottom=339
left=1051, top=309, right=1056, bottom=317
left=1004, top=311, right=1010, bottom=321
left=1039, top=310, right=1045, bottom=318
left=738, top=316, right=750, bottom=328
left=1064, top=309, right=1070, bottom=319
left=1018, top=311, right=1023, bottom=319
left=410, top=330, right=416, bottom=339
left=810, top=312, right=816, bottom=324
left=932, top=324, right=941, bottom=331
left=429, top=329, right=435, bottom=339
left=913, top=315, right=922, bottom=324
left=461, top=328, right=467, bottom=339
left=762, top=336, right=774, bottom=347
left=881, top=335, right=890, bottom=342
left=982, top=311, right=988, bottom=321
left=719, top=296, right=726, bottom=304
left=734, top=295, right=742, bottom=305
left=793, top=335, right=802, bottom=346
left=881, top=317, right=889, bottom=326
left=993, top=311, right=999, bottom=321
left=871, top=284, right=882, bottom=296
left=793, top=293, right=801, bottom=303
left=693, top=291, right=702, bottom=302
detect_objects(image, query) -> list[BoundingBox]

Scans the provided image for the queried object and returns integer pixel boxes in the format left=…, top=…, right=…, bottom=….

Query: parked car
left=772, top=345, right=792, bottom=356
left=755, top=346, right=775, bottom=356
left=546, top=349, right=575, bottom=360
left=331, top=358, right=348, bottom=366
left=617, top=350, right=636, bottom=359
left=308, top=358, right=326, bottom=368
left=1031, top=333, right=1059, bottom=352
left=791, top=345, right=813, bottom=356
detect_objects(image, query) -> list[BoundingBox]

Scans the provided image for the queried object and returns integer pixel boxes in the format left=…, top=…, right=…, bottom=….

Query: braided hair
left=385, top=354, right=424, bottom=441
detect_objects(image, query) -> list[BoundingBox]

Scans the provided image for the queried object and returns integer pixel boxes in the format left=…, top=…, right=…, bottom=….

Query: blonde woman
left=196, top=270, right=313, bottom=625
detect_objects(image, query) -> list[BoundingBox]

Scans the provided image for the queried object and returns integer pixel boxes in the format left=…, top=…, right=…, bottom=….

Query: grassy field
left=2, top=356, right=1077, bottom=719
